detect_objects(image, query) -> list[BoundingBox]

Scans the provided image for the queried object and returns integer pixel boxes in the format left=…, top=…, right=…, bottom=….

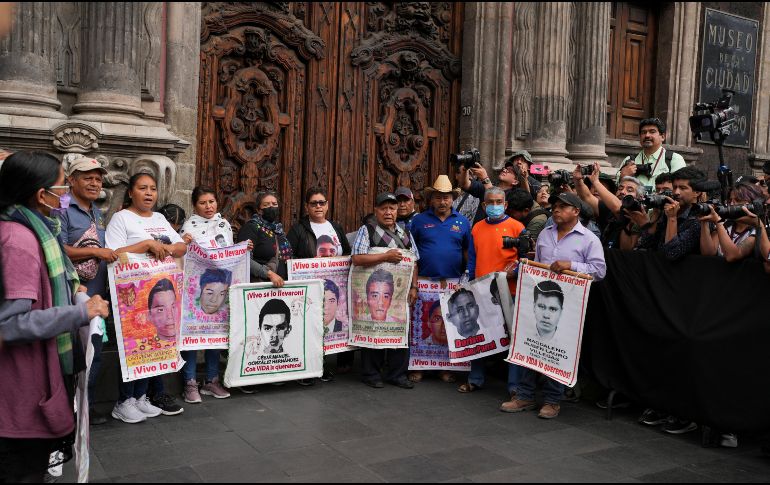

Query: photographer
left=654, top=172, right=674, bottom=194
left=573, top=162, right=646, bottom=249
left=542, top=170, right=603, bottom=240
left=505, top=188, right=548, bottom=242
left=698, top=182, right=764, bottom=262
left=634, top=166, right=705, bottom=261
left=618, top=118, right=686, bottom=191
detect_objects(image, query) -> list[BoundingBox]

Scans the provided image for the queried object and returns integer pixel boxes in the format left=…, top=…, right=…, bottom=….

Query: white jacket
left=180, top=213, right=234, bottom=249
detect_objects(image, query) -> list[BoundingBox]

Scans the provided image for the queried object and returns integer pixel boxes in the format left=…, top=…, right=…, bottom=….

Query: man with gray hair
left=573, top=162, right=646, bottom=249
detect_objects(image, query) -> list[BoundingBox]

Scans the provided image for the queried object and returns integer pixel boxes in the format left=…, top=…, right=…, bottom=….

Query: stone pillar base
left=0, top=80, right=66, bottom=119
left=72, top=91, right=147, bottom=125
left=567, top=143, right=610, bottom=165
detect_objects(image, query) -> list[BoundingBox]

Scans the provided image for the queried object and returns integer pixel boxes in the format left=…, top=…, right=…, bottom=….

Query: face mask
left=262, top=206, right=279, bottom=223
left=43, top=189, right=70, bottom=212
left=485, top=204, right=505, bottom=219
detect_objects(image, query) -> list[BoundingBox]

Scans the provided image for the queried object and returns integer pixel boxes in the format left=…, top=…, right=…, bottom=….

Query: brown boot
left=499, top=397, right=536, bottom=413
left=538, top=403, right=561, bottom=419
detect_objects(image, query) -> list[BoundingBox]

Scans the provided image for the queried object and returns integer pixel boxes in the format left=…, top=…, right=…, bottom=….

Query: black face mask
left=262, top=206, right=279, bottom=223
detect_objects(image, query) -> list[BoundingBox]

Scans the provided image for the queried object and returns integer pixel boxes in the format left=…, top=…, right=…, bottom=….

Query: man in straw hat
left=408, top=175, right=472, bottom=384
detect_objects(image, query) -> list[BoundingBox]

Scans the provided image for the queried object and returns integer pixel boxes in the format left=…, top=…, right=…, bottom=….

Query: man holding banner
left=502, top=192, right=605, bottom=419
left=351, top=192, right=419, bottom=389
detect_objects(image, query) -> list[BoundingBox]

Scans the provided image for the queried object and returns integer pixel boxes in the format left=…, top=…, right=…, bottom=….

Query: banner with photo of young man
left=440, top=272, right=513, bottom=363
left=505, top=261, right=592, bottom=387
left=108, top=254, right=184, bottom=382
left=348, top=247, right=416, bottom=349
left=179, top=241, right=250, bottom=350
left=224, top=280, right=324, bottom=387
left=288, top=256, right=354, bottom=355
left=408, top=278, right=471, bottom=371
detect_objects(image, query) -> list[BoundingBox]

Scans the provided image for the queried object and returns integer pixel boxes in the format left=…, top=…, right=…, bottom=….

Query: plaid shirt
left=351, top=224, right=420, bottom=260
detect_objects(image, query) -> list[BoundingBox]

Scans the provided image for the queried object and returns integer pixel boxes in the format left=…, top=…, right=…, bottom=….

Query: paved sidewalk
left=64, top=368, right=770, bottom=482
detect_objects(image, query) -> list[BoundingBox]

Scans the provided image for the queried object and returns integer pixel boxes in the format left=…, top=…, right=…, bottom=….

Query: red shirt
left=471, top=217, right=525, bottom=295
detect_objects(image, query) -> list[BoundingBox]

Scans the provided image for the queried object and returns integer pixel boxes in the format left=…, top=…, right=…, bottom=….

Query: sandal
left=439, top=371, right=456, bottom=383
left=457, top=381, right=481, bottom=393
left=408, top=371, right=423, bottom=383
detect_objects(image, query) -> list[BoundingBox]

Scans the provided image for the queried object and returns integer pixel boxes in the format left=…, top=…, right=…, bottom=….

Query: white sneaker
left=47, top=451, right=63, bottom=477
left=135, top=394, right=163, bottom=418
left=720, top=433, right=738, bottom=448
left=111, top=398, right=147, bottom=424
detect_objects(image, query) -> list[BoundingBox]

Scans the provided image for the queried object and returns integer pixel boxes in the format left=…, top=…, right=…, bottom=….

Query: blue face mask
left=485, top=204, right=505, bottom=219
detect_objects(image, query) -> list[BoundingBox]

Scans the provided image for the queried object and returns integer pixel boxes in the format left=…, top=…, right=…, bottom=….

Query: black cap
left=375, top=192, right=398, bottom=206
left=548, top=192, right=582, bottom=210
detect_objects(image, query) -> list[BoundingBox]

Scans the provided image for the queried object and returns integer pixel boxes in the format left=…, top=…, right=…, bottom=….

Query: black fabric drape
left=583, top=249, right=770, bottom=433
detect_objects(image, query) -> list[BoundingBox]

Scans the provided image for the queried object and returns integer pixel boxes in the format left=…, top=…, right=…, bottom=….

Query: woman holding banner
left=237, top=191, right=292, bottom=287
left=287, top=187, right=354, bottom=382
left=0, top=151, right=110, bottom=482
left=178, top=186, right=252, bottom=403
left=105, top=172, right=188, bottom=424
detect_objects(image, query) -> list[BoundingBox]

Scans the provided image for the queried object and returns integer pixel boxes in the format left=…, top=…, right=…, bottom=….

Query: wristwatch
left=482, top=177, right=492, bottom=185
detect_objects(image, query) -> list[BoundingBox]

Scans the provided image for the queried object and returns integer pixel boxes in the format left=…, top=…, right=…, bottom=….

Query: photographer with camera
left=654, top=172, right=674, bottom=194
left=459, top=187, right=525, bottom=396
left=698, top=182, right=764, bottom=262
left=505, top=188, right=548, bottom=242
left=618, top=118, right=686, bottom=191
left=635, top=166, right=705, bottom=261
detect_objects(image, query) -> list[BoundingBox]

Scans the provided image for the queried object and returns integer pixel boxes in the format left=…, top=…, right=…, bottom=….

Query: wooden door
left=607, top=3, right=657, bottom=140
left=197, top=3, right=463, bottom=232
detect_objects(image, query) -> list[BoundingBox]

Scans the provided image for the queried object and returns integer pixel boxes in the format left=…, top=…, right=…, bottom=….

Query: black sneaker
left=320, top=370, right=334, bottom=382
left=89, top=409, right=108, bottom=425
left=663, top=417, right=697, bottom=434
left=297, top=378, right=315, bottom=386
left=150, top=393, right=184, bottom=416
left=638, top=408, right=668, bottom=426
left=387, top=378, right=415, bottom=389
left=238, top=386, right=257, bottom=394
left=596, top=395, right=631, bottom=409
left=363, top=378, right=385, bottom=389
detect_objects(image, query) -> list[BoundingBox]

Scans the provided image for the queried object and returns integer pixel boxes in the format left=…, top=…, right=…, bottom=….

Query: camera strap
left=648, top=148, right=666, bottom=175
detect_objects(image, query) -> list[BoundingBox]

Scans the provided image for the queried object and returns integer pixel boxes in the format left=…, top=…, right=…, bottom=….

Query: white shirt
left=310, top=220, right=342, bottom=257
left=180, top=213, right=234, bottom=249
left=105, top=209, right=184, bottom=250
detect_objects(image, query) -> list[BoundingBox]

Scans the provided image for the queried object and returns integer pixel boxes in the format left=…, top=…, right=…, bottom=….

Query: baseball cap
left=66, top=156, right=107, bottom=177
left=394, top=187, right=414, bottom=200
left=548, top=192, right=582, bottom=210
left=375, top=192, right=398, bottom=206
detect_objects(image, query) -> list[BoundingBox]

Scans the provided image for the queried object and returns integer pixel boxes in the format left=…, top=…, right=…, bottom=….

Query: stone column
left=459, top=2, right=515, bottom=170
left=567, top=2, right=610, bottom=163
left=72, top=2, right=147, bottom=124
left=164, top=2, right=201, bottom=209
left=751, top=3, right=770, bottom=165
left=527, top=2, right=573, bottom=166
left=0, top=2, right=66, bottom=118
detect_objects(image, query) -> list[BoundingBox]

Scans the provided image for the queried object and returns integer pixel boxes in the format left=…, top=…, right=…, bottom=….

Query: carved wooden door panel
left=197, top=2, right=463, bottom=232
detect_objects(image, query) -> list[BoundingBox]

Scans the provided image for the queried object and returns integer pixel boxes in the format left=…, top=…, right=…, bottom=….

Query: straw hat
left=424, top=175, right=461, bottom=199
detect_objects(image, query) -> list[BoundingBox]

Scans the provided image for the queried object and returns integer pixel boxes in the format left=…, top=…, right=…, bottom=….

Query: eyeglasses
left=308, top=200, right=327, bottom=207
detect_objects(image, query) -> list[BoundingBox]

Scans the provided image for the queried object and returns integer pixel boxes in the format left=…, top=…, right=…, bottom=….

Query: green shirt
left=620, top=146, right=686, bottom=190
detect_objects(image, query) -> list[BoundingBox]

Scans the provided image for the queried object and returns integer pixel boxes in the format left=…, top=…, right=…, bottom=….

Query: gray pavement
left=63, top=364, right=770, bottom=483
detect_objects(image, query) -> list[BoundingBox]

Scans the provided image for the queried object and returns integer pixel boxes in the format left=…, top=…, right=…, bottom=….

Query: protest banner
left=108, top=253, right=184, bottom=382
left=180, top=241, right=250, bottom=350
left=505, top=260, right=592, bottom=387
left=441, top=272, right=512, bottom=363
left=348, top=247, right=416, bottom=349
left=288, top=256, right=354, bottom=355
left=408, top=278, right=471, bottom=371
left=224, top=279, right=324, bottom=387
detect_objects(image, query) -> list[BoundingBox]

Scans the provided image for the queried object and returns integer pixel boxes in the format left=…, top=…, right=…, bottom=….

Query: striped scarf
left=248, top=213, right=293, bottom=262
left=2, top=205, right=80, bottom=375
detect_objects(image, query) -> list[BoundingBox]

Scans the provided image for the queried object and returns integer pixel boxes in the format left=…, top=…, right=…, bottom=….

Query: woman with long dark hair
left=105, top=172, right=187, bottom=423
left=0, top=151, right=109, bottom=482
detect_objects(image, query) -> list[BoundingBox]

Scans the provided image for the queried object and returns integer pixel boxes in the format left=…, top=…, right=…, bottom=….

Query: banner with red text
left=108, top=254, right=184, bottom=382
left=348, top=248, right=416, bottom=349
left=288, top=256, right=354, bottom=355
left=505, top=261, right=592, bottom=387
left=440, top=272, right=512, bottom=363
left=224, top=280, right=324, bottom=387
left=408, top=278, right=471, bottom=371
left=180, top=241, right=250, bottom=350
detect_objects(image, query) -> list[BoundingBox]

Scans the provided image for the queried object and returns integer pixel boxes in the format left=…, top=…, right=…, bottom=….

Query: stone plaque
left=698, top=9, right=758, bottom=148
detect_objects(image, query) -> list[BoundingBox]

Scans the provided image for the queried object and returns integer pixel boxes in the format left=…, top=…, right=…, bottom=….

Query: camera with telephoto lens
left=502, top=235, right=535, bottom=254
left=635, top=163, right=654, bottom=177
left=450, top=148, right=481, bottom=170
left=689, top=90, right=736, bottom=140
left=548, top=169, right=573, bottom=187
left=621, top=189, right=673, bottom=213
left=691, top=199, right=765, bottom=219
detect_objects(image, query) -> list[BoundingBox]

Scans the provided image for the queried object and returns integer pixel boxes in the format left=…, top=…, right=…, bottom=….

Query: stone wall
left=0, top=2, right=200, bottom=216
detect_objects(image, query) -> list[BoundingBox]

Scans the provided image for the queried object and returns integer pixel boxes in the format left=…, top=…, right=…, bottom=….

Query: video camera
left=689, top=90, right=736, bottom=142
left=450, top=148, right=481, bottom=170
left=502, top=234, right=535, bottom=255
left=620, top=189, right=673, bottom=213
left=548, top=169, right=573, bottom=187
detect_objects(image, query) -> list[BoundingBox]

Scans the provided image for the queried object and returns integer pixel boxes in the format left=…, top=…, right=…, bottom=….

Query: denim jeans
left=117, top=377, right=149, bottom=403
left=511, top=364, right=565, bottom=404
left=181, top=349, right=221, bottom=382
left=88, top=334, right=103, bottom=409
left=468, top=358, right=523, bottom=396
